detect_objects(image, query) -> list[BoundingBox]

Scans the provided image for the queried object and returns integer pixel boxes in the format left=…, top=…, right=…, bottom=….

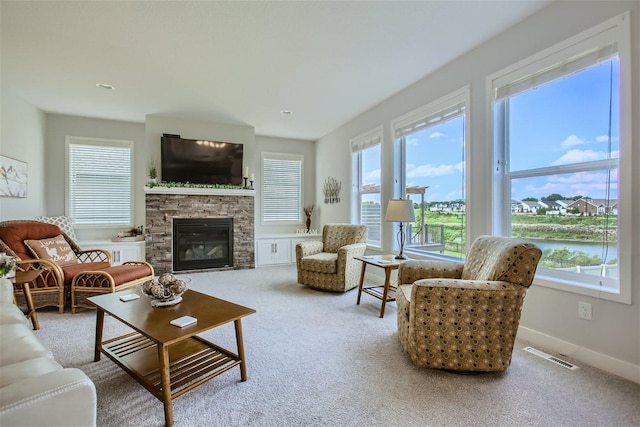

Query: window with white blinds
left=262, top=152, right=303, bottom=223
left=66, top=137, right=133, bottom=226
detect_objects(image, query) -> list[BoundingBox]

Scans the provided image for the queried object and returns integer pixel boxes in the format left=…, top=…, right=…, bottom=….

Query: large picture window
left=351, top=127, right=382, bottom=247
left=490, top=13, right=631, bottom=301
left=391, top=87, right=469, bottom=258
left=66, top=136, right=133, bottom=226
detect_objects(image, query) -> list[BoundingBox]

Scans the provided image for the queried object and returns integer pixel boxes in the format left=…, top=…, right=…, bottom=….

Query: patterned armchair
left=0, top=220, right=154, bottom=314
left=296, top=224, right=368, bottom=292
left=396, top=235, right=542, bottom=372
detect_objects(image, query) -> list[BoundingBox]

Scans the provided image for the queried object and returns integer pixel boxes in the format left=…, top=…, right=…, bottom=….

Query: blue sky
left=362, top=58, right=619, bottom=203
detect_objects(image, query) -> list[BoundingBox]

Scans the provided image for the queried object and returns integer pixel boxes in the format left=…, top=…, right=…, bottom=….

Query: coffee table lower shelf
left=101, top=332, right=241, bottom=401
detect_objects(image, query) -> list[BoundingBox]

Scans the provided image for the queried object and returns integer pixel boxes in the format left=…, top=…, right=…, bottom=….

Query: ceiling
left=1, top=1, right=551, bottom=141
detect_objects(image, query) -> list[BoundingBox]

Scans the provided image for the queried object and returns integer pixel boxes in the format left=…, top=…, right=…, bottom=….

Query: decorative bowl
left=141, top=273, right=188, bottom=307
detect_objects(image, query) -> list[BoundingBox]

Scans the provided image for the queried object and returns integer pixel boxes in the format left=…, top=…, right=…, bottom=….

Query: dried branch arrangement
left=323, top=177, right=341, bottom=204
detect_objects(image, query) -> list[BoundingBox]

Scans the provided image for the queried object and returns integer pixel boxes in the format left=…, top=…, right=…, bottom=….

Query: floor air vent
left=523, top=346, right=579, bottom=370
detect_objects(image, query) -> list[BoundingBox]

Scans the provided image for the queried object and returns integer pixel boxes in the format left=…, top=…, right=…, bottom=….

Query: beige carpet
left=34, top=265, right=639, bottom=427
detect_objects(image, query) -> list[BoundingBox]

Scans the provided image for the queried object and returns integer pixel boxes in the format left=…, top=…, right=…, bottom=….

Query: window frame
left=65, top=136, right=134, bottom=228
left=487, top=12, right=631, bottom=304
left=390, top=86, right=470, bottom=260
left=351, top=126, right=383, bottom=248
left=261, top=152, right=304, bottom=225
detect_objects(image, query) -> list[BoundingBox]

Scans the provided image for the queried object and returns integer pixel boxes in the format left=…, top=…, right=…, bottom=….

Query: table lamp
left=385, top=199, right=416, bottom=259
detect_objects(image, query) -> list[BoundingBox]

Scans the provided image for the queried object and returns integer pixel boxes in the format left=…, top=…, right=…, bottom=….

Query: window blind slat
left=262, top=154, right=303, bottom=222
left=68, top=140, right=132, bottom=225
left=394, top=103, right=465, bottom=138
left=495, top=41, right=617, bottom=100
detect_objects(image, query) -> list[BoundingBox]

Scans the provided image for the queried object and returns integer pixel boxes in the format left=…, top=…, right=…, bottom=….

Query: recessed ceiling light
left=280, top=109, right=292, bottom=115
left=96, top=83, right=115, bottom=90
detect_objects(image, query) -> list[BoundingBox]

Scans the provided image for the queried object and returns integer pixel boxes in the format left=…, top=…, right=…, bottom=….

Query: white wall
left=0, top=88, right=46, bottom=220
left=44, top=114, right=146, bottom=241
left=254, top=135, right=316, bottom=236
left=315, top=0, right=639, bottom=381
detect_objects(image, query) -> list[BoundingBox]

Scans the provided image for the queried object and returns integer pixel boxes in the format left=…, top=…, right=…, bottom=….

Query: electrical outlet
left=578, top=302, right=592, bottom=320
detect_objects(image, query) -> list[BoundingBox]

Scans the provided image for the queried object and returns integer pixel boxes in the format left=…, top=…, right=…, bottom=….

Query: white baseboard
left=517, top=326, right=640, bottom=384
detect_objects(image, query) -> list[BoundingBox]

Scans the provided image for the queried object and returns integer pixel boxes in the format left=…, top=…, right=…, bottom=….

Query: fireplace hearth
left=173, top=218, right=233, bottom=272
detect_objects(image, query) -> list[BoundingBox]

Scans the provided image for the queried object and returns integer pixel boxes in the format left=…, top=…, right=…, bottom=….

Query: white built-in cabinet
left=77, top=240, right=145, bottom=266
left=255, top=234, right=321, bottom=267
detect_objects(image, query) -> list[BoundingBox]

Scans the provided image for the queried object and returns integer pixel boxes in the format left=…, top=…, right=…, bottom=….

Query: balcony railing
left=406, top=224, right=445, bottom=253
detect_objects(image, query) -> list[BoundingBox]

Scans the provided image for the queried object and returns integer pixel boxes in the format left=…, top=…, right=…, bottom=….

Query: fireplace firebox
left=173, top=218, right=233, bottom=272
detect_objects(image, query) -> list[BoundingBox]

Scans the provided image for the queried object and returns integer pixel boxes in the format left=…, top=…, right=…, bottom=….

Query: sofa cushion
left=101, top=264, right=154, bottom=286
left=62, top=262, right=111, bottom=286
left=0, top=324, right=53, bottom=366
left=0, top=304, right=29, bottom=326
left=300, top=253, right=338, bottom=274
left=0, top=357, right=62, bottom=388
left=34, top=215, right=77, bottom=241
left=24, top=235, right=79, bottom=267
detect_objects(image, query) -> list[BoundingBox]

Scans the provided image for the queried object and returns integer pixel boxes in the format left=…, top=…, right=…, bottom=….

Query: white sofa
left=0, top=278, right=96, bottom=426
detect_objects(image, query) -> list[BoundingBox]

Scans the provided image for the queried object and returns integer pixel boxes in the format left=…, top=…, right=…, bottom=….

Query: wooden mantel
left=144, top=186, right=255, bottom=197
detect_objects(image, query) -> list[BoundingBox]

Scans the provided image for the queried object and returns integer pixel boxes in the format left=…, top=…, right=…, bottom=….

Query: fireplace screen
left=172, top=218, right=233, bottom=271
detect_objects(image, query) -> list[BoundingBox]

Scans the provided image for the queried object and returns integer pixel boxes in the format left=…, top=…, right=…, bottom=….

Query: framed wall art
left=0, top=155, right=27, bottom=198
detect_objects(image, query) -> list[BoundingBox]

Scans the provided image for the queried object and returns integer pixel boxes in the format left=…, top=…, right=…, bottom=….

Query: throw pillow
left=34, top=215, right=77, bottom=241
left=24, top=235, right=79, bottom=267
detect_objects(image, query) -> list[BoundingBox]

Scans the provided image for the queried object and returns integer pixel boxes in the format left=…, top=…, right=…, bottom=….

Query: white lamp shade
left=385, top=199, right=416, bottom=223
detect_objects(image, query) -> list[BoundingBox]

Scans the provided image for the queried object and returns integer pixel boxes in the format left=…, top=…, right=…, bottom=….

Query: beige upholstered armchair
left=396, top=235, right=542, bottom=372
left=296, top=223, right=368, bottom=292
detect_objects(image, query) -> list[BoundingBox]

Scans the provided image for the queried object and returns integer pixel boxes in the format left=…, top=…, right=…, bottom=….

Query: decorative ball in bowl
left=141, top=273, right=188, bottom=307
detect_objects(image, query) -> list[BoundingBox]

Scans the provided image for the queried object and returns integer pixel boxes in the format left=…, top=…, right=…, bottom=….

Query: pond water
left=530, top=239, right=618, bottom=262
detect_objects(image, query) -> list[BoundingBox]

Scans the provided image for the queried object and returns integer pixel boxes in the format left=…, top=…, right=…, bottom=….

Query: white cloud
left=408, top=163, right=457, bottom=178
left=596, top=135, right=619, bottom=143
left=363, top=169, right=381, bottom=182
left=407, top=137, right=420, bottom=146
left=429, top=131, right=445, bottom=139
left=561, top=134, right=586, bottom=148
left=521, top=171, right=618, bottom=199
left=445, top=190, right=463, bottom=200
left=551, top=149, right=607, bottom=165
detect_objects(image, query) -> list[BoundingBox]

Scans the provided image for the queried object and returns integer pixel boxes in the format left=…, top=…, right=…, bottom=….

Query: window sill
left=532, top=273, right=629, bottom=304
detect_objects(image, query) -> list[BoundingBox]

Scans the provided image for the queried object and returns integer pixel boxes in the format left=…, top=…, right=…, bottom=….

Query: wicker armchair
left=296, top=223, right=368, bottom=292
left=0, top=220, right=154, bottom=314
left=396, top=235, right=542, bottom=372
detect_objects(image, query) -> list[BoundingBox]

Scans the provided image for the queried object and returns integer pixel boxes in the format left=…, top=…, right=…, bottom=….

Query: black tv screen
left=161, top=136, right=243, bottom=185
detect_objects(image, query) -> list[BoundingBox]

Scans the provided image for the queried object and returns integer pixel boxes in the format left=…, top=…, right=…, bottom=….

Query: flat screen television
left=161, top=135, right=243, bottom=185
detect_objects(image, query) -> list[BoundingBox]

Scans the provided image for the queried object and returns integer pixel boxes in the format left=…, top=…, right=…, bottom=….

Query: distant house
left=520, top=200, right=544, bottom=213
left=542, top=200, right=563, bottom=215
left=566, top=198, right=618, bottom=216
left=429, top=201, right=465, bottom=213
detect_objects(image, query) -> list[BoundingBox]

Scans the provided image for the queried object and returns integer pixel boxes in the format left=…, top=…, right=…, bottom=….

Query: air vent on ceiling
left=523, top=346, right=579, bottom=370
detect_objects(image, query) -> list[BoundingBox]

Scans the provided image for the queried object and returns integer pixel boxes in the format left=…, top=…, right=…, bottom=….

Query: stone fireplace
left=145, top=187, right=255, bottom=274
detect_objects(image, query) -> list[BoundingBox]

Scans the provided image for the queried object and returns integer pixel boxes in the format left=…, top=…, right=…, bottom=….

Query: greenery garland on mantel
left=146, top=181, right=253, bottom=191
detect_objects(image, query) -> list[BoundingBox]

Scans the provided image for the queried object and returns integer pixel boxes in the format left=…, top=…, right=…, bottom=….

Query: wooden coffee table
left=89, top=289, right=256, bottom=427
